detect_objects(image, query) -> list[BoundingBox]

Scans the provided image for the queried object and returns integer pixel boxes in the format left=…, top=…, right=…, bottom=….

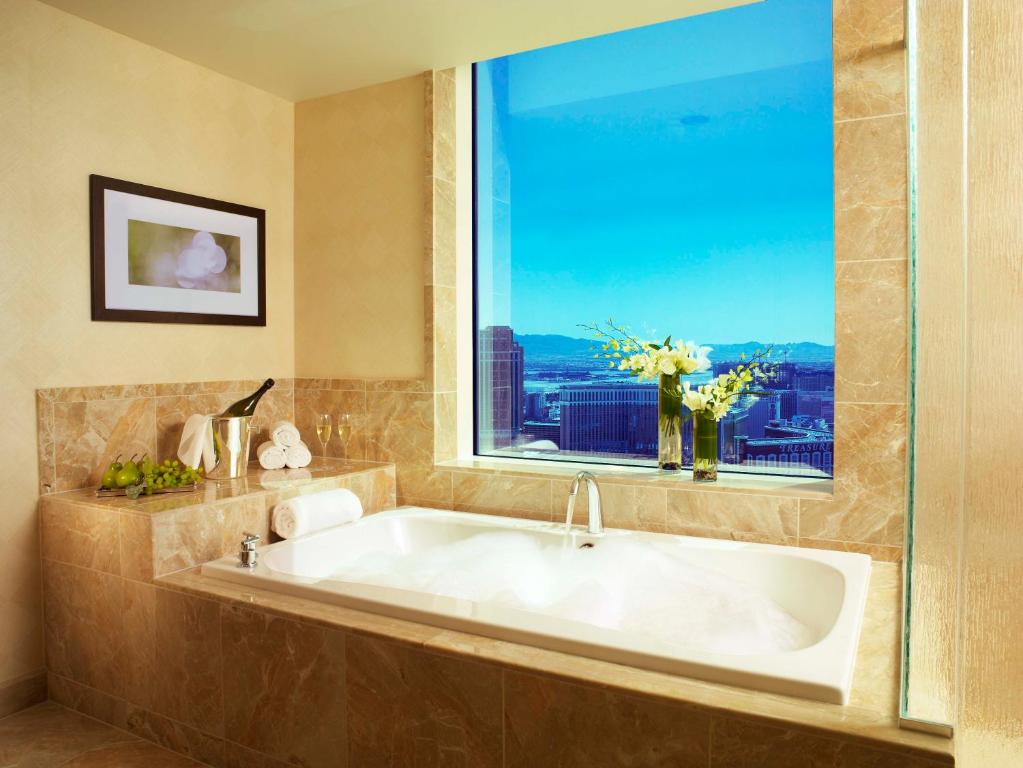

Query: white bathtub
left=201, top=507, right=871, bottom=704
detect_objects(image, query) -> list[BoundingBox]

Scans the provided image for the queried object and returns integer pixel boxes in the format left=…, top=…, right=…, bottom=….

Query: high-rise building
left=524, top=391, right=547, bottom=421
left=559, top=382, right=657, bottom=455
left=795, top=372, right=831, bottom=391
left=821, top=395, right=835, bottom=426
left=796, top=391, right=834, bottom=426
left=766, top=362, right=797, bottom=390
left=478, top=325, right=524, bottom=448
left=742, top=393, right=777, bottom=440
left=777, top=389, right=798, bottom=420
left=716, top=394, right=775, bottom=463
left=797, top=391, right=824, bottom=418
left=718, top=409, right=748, bottom=464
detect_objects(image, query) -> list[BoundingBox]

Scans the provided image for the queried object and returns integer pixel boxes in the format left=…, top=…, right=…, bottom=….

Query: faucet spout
left=566, top=471, right=603, bottom=535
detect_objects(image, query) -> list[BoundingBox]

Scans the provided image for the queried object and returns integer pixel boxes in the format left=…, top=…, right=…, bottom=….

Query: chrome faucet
left=565, top=471, right=604, bottom=535
left=238, top=532, right=261, bottom=568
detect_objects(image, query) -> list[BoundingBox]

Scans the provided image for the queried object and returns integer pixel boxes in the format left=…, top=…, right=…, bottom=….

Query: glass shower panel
left=902, top=0, right=963, bottom=731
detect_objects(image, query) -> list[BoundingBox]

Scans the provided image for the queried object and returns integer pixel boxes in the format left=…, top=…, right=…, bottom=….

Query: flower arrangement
left=680, top=352, right=773, bottom=422
left=580, top=320, right=712, bottom=380
left=584, top=319, right=773, bottom=479
left=583, top=320, right=711, bottom=471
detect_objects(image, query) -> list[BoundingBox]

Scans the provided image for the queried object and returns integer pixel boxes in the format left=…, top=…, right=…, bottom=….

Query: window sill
left=437, top=455, right=833, bottom=500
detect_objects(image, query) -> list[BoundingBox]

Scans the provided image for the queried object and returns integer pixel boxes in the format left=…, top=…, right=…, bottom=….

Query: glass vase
left=693, top=410, right=718, bottom=482
left=657, top=373, right=683, bottom=471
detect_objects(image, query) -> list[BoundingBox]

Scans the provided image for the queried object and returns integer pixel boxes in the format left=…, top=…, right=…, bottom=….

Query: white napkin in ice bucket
left=178, top=414, right=216, bottom=472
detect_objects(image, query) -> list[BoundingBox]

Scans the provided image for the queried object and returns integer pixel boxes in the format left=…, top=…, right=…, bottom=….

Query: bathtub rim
left=202, top=505, right=872, bottom=705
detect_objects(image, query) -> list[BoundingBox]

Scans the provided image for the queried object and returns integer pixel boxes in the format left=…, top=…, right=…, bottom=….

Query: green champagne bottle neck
left=220, top=378, right=275, bottom=418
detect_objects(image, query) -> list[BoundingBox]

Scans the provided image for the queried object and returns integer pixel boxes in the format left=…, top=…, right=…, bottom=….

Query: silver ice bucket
left=207, top=415, right=252, bottom=481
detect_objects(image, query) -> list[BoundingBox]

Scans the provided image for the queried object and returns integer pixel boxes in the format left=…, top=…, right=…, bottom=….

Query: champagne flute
left=336, top=413, right=353, bottom=458
left=315, top=414, right=332, bottom=455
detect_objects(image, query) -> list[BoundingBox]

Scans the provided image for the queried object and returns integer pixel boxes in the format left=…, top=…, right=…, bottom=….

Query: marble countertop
left=43, top=457, right=393, bottom=516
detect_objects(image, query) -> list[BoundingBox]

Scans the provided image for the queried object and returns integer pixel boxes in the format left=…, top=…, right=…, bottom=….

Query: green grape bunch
left=99, top=454, right=203, bottom=499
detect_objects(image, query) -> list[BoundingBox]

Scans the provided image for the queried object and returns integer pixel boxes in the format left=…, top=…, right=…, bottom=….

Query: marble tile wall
left=36, top=378, right=296, bottom=494
left=808, top=0, right=909, bottom=559
left=296, top=0, right=910, bottom=563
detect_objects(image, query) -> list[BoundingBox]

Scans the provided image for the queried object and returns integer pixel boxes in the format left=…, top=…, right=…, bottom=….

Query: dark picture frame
left=89, top=174, right=266, bottom=326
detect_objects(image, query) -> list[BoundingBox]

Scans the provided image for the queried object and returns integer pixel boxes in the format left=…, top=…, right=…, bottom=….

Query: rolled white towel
left=178, top=414, right=216, bottom=472
left=256, top=441, right=287, bottom=470
left=272, top=488, right=363, bottom=539
left=271, top=420, right=302, bottom=448
left=284, top=441, right=312, bottom=469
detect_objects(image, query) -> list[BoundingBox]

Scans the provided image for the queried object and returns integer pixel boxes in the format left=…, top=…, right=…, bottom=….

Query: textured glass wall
left=902, top=0, right=962, bottom=731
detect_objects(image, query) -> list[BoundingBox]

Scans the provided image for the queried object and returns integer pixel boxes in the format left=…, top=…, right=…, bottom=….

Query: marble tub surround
left=40, top=457, right=395, bottom=581
left=62, top=559, right=946, bottom=768
left=39, top=458, right=396, bottom=765
left=37, top=457, right=950, bottom=764
left=36, top=377, right=297, bottom=494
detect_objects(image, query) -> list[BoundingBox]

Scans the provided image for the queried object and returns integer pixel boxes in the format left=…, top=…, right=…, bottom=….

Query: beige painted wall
left=0, top=0, right=295, bottom=688
left=294, top=76, right=426, bottom=380
left=956, top=1, right=1023, bottom=762
left=909, top=0, right=1023, bottom=761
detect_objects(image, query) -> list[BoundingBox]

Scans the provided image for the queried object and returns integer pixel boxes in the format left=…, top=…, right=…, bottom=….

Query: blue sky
left=476, top=0, right=834, bottom=345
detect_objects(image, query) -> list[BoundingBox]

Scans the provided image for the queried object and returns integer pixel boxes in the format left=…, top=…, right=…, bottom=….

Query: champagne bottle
left=220, top=379, right=275, bottom=418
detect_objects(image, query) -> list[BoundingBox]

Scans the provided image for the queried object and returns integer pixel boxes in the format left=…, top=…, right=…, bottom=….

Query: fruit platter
left=96, top=454, right=203, bottom=499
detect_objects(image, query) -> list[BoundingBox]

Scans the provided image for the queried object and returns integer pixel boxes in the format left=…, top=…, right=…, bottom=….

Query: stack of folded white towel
left=256, top=420, right=312, bottom=470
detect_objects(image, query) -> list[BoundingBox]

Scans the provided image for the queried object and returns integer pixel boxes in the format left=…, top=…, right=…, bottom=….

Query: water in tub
left=328, top=530, right=816, bottom=655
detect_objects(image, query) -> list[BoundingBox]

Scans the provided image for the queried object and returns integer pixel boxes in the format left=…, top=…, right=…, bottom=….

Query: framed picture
left=90, top=175, right=266, bottom=325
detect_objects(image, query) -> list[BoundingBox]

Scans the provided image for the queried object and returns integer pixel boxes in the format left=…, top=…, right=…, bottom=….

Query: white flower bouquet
left=681, top=355, right=772, bottom=422
left=581, top=320, right=712, bottom=380
left=584, top=319, right=773, bottom=477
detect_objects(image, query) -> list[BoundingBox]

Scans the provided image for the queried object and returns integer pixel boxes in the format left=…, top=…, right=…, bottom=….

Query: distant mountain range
left=515, top=334, right=834, bottom=363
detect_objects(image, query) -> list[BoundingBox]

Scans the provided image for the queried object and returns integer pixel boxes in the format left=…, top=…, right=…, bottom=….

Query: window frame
left=468, top=57, right=834, bottom=481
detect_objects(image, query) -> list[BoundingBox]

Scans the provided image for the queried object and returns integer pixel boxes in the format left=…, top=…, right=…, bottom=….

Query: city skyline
left=477, top=322, right=835, bottom=478
left=514, top=331, right=834, bottom=359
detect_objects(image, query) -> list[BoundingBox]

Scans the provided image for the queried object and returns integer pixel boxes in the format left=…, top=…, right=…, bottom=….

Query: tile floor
left=0, top=702, right=205, bottom=767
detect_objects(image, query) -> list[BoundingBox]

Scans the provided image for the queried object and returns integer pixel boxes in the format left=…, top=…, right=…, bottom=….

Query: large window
left=473, top=0, right=835, bottom=477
